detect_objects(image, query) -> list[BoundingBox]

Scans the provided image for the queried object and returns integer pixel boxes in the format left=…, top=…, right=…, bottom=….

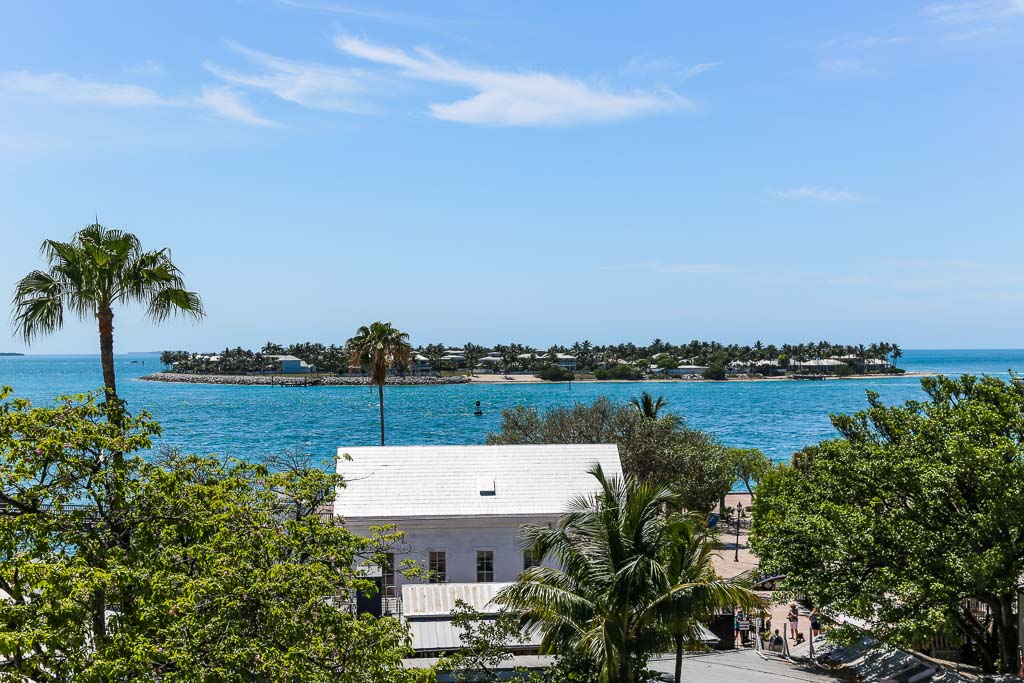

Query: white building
left=334, top=444, right=623, bottom=601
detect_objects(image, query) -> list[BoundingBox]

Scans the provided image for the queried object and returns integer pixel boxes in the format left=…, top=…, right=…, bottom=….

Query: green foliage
left=655, top=356, right=679, bottom=370
left=346, top=322, right=413, bottom=446
left=494, top=466, right=764, bottom=683
left=726, top=448, right=771, bottom=495
left=629, top=392, right=665, bottom=418
left=438, top=600, right=533, bottom=681
left=12, top=224, right=204, bottom=400
left=833, top=363, right=855, bottom=377
left=750, top=375, right=1024, bottom=674
left=486, top=398, right=732, bottom=514
left=701, top=364, right=726, bottom=381
left=593, top=364, right=642, bottom=381
left=0, top=387, right=417, bottom=682
left=536, top=366, right=573, bottom=382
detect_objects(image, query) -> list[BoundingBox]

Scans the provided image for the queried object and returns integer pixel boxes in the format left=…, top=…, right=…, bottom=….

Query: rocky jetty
left=138, top=373, right=470, bottom=387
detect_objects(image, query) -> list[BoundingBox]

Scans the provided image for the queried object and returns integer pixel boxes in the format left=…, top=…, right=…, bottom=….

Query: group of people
left=735, top=603, right=821, bottom=653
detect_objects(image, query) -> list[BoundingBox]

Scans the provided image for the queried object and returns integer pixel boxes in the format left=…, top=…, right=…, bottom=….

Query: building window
left=429, top=551, right=447, bottom=583
left=523, top=548, right=541, bottom=571
left=476, top=550, right=494, bottom=582
left=382, top=552, right=396, bottom=598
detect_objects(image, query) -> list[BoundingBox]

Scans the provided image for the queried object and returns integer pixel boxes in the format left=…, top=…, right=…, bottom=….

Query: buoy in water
left=473, top=400, right=483, bottom=416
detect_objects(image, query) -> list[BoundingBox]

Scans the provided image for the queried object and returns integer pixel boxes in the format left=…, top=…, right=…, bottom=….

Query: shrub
left=703, top=363, right=727, bottom=380
left=595, top=364, right=643, bottom=380
left=537, top=365, right=574, bottom=381
left=834, top=363, right=855, bottom=377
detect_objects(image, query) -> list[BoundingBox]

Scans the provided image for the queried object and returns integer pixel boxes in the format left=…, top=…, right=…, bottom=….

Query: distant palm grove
left=160, top=338, right=903, bottom=378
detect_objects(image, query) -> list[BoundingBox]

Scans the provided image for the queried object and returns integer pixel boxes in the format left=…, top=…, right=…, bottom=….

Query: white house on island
left=334, top=444, right=623, bottom=605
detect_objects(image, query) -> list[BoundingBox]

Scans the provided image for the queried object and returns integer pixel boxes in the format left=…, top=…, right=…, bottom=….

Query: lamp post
left=734, top=501, right=744, bottom=562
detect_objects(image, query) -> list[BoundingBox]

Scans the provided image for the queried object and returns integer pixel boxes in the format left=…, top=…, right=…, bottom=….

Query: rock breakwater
left=138, top=373, right=470, bottom=386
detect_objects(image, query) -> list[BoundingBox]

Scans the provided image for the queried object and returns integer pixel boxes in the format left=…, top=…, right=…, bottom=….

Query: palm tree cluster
left=13, top=223, right=204, bottom=403
left=495, top=465, right=765, bottom=683
left=412, top=338, right=903, bottom=374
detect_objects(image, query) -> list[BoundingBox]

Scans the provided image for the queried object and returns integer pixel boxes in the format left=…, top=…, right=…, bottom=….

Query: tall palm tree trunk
left=378, top=383, right=385, bottom=446
left=97, top=307, right=117, bottom=402
left=674, top=634, right=684, bottom=683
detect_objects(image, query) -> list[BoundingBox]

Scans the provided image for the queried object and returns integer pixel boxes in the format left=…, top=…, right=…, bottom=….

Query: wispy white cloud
left=773, top=186, right=864, bottom=202
left=923, top=0, right=1024, bottom=25
left=818, top=57, right=876, bottom=77
left=204, top=42, right=380, bottom=113
left=0, top=70, right=172, bottom=106
left=195, top=86, right=278, bottom=127
left=624, top=56, right=720, bottom=81
left=335, top=34, right=693, bottom=126
left=598, top=262, right=744, bottom=274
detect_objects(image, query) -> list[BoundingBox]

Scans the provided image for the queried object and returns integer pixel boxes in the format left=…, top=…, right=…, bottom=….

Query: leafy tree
left=346, top=322, right=412, bottom=446
left=727, top=447, right=771, bottom=495
left=0, top=386, right=418, bottom=681
left=463, top=343, right=485, bottom=377
left=487, top=398, right=731, bottom=513
left=751, top=375, right=1024, bottom=674
left=630, top=392, right=665, bottom=418
left=12, top=224, right=204, bottom=403
left=438, top=601, right=533, bottom=681
left=655, top=356, right=679, bottom=370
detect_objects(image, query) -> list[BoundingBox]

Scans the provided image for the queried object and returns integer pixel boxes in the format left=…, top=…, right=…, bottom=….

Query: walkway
left=647, top=649, right=839, bottom=682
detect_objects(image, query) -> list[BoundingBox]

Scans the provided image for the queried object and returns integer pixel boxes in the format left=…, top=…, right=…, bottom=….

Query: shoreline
left=137, top=371, right=933, bottom=387
left=138, top=373, right=470, bottom=386
left=464, top=371, right=935, bottom=384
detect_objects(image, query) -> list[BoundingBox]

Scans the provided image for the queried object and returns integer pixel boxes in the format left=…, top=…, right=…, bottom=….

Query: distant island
left=0, top=352, right=25, bottom=357
left=142, top=338, right=911, bottom=386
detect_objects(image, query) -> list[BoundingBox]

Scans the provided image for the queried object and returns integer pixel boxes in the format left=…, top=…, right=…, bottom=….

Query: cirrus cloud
left=334, top=34, right=694, bottom=126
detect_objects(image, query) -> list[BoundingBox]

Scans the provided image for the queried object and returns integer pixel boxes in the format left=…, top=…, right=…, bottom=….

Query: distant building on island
left=266, top=354, right=315, bottom=374
left=333, top=444, right=623, bottom=603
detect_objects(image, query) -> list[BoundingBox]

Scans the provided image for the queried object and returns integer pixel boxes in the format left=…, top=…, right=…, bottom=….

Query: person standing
left=810, top=608, right=821, bottom=639
left=788, top=604, right=800, bottom=641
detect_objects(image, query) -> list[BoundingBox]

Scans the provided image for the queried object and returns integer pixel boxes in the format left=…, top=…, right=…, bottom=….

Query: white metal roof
left=334, top=444, right=622, bottom=520
left=406, top=618, right=543, bottom=652
left=402, top=582, right=509, bottom=617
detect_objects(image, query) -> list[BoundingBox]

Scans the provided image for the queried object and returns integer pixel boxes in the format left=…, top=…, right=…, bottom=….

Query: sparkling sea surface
left=1, top=350, right=1021, bottom=464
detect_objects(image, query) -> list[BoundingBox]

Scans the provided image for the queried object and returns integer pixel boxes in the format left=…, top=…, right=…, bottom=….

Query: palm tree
left=495, top=465, right=681, bottom=683
left=346, top=321, right=411, bottom=446
left=12, top=223, right=204, bottom=404
left=658, top=514, right=765, bottom=683
left=630, top=391, right=666, bottom=419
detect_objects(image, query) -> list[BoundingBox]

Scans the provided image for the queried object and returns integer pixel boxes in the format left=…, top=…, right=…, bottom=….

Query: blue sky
left=1, top=1, right=1022, bottom=353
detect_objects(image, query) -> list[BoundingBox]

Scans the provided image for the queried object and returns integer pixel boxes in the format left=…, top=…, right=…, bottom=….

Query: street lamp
left=734, top=501, right=744, bottom=562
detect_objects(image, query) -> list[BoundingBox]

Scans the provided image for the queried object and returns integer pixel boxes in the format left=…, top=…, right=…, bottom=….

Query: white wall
left=344, top=515, right=555, bottom=589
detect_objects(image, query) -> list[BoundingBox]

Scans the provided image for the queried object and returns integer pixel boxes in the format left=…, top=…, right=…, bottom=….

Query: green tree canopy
left=751, top=375, right=1024, bottom=674
left=0, top=386, right=418, bottom=682
left=486, top=398, right=732, bottom=512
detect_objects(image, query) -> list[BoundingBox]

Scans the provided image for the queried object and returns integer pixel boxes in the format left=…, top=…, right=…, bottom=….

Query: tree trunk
left=996, top=593, right=1019, bottom=674
left=378, top=383, right=385, bottom=446
left=97, top=307, right=116, bottom=402
left=674, top=634, right=684, bottom=683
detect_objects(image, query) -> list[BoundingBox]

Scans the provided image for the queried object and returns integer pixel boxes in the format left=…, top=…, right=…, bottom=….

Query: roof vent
left=477, top=476, right=496, bottom=496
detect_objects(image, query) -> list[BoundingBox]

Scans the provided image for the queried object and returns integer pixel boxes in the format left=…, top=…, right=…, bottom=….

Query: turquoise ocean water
left=1, top=350, right=1021, bottom=464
